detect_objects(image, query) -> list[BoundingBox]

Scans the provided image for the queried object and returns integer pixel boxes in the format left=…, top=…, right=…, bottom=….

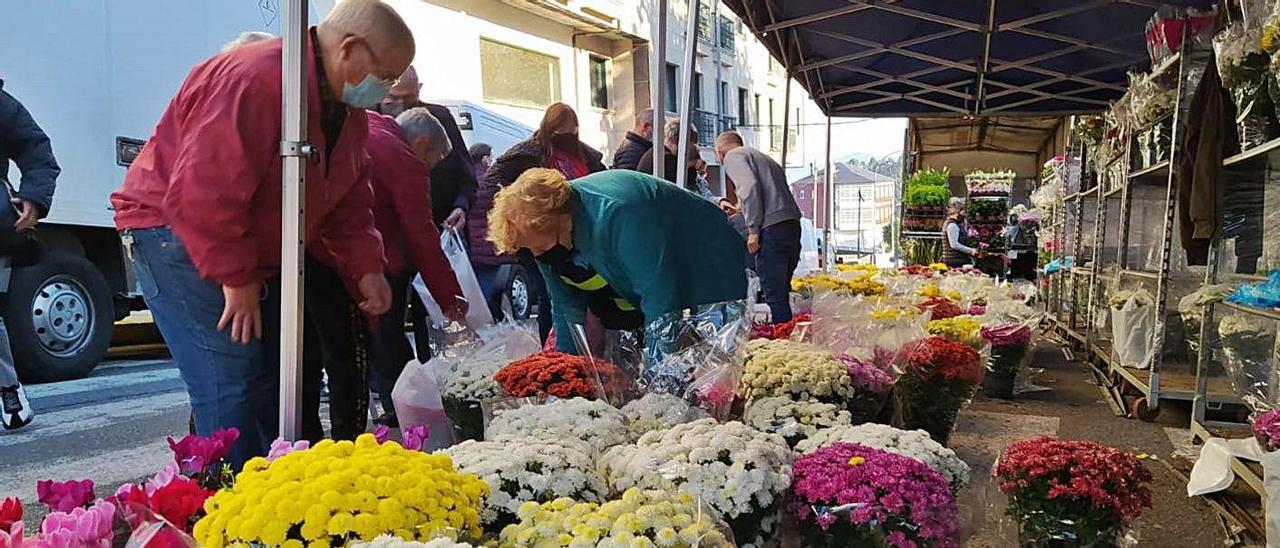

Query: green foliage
left=905, top=185, right=951, bottom=208
left=907, top=167, right=949, bottom=188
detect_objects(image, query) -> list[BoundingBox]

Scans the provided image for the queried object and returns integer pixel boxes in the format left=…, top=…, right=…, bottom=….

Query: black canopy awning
left=721, top=0, right=1213, bottom=117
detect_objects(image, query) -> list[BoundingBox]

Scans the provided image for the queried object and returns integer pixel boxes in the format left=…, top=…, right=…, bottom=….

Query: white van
left=0, top=1, right=327, bottom=381
left=433, top=100, right=534, bottom=160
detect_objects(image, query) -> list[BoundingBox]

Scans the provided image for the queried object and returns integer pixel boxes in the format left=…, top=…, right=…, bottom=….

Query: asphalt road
left=0, top=359, right=188, bottom=504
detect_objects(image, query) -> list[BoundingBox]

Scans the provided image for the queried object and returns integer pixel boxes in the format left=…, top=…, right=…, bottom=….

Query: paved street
left=0, top=359, right=188, bottom=503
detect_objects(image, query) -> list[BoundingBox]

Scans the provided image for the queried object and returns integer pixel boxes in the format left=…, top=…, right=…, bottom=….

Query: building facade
left=793, top=163, right=895, bottom=254
left=384, top=0, right=809, bottom=182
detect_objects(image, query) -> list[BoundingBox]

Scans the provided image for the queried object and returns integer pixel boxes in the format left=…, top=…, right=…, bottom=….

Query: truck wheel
left=8, top=251, right=114, bottom=382
left=508, top=268, right=532, bottom=321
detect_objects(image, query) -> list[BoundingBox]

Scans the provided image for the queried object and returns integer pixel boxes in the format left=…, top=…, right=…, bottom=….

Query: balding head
left=381, top=65, right=423, bottom=117
left=317, top=0, right=415, bottom=108
left=397, top=107, right=452, bottom=171
left=714, top=131, right=745, bottom=162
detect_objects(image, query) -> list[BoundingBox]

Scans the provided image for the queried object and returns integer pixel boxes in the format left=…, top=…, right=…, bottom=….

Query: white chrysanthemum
left=350, top=535, right=476, bottom=547
left=444, top=436, right=608, bottom=525
left=598, top=419, right=792, bottom=548
left=743, top=396, right=851, bottom=447
left=739, top=339, right=855, bottom=402
left=487, top=397, right=630, bottom=454
left=621, top=393, right=710, bottom=439
left=442, top=351, right=509, bottom=401
left=796, top=422, right=971, bottom=488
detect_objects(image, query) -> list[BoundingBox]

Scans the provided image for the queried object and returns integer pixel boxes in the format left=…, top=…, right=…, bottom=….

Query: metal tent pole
left=823, top=114, right=832, bottom=266
left=650, top=0, right=668, bottom=180
left=675, top=0, right=700, bottom=191
left=279, top=0, right=309, bottom=440
left=781, top=76, right=792, bottom=167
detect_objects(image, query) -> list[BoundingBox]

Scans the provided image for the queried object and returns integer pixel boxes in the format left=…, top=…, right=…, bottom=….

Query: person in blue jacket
left=487, top=167, right=747, bottom=355
left=0, top=80, right=60, bottom=431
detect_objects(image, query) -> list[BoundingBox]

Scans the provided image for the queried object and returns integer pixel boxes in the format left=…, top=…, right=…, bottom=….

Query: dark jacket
left=469, top=137, right=605, bottom=266
left=637, top=147, right=699, bottom=194
left=376, top=101, right=477, bottom=226
left=0, top=81, right=58, bottom=217
left=611, top=131, right=651, bottom=171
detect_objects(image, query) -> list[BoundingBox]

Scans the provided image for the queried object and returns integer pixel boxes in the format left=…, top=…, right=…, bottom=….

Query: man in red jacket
left=364, top=107, right=466, bottom=425
left=110, top=0, right=413, bottom=465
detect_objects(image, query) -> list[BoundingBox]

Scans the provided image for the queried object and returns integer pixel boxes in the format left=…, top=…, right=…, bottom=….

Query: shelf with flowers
left=995, top=437, right=1153, bottom=547
left=965, top=169, right=1015, bottom=197
left=904, top=168, right=951, bottom=234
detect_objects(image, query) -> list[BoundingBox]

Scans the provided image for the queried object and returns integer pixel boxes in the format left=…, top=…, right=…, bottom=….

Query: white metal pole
left=675, top=0, right=700, bottom=191
left=780, top=77, right=792, bottom=168
left=824, top=114, right=832, bottom=266
left=650, top=0, right=668, bottom=180
left=279, top=0, right=308, bottom=440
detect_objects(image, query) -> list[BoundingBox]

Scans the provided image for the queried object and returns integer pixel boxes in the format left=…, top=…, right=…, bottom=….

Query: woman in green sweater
left=487, top=167, right=748, bottom=355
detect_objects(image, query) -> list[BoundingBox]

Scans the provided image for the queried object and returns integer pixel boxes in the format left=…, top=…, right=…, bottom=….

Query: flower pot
left=847, top=390, right=891, bottom=425
left=1018, top=523, right=1127, bottom=547
left=442, top=396, right=485, bottom=442
left=893, top=374, right=968, bottom=445
left=982, top=371, right=1016, bottom=399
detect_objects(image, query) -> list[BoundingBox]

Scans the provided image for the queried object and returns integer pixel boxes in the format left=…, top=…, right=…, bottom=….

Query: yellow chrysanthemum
left=498, top=489, right=731, bottom=548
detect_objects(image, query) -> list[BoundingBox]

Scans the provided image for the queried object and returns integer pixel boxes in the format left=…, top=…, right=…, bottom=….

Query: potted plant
left=996, top=437, right=1153, bottom=547
left=894, top=336, right=983, bottom=444
left=981, top=324, right=1032, bottom=398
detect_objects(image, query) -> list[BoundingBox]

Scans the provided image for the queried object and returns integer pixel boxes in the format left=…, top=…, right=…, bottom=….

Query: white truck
left=0, top=1, right=332, bottom=381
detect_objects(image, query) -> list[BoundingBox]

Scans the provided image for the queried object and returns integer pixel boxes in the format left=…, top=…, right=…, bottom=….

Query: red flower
left=908, top=337, right=983, bottom=385
left=995, top=437, right=1153, bottom=521
left=751, top=313, right=813, bottom=341
left=149, top=476, right=214, bottom=531
left=917, top=297, right=962, bottom=319
left=495, top=351, right=626, bottom=399
left=35, top=479, right=95, bottom=513
left=0, top=498, right=21, bottom=530
left=167, top=428, right=239, bottom=476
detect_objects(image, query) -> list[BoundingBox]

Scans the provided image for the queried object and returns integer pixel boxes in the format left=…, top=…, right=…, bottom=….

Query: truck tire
left=7, top=251, right=114, bottom=382
left=508, top=267, right=533, bottom=321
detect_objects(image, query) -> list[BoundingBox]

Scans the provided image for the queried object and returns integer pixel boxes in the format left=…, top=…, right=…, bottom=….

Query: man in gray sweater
left=715, top=131, right=802, bottom=322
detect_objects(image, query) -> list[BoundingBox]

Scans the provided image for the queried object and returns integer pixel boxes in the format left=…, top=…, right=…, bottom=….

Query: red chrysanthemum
left=917, top=297, right=963, bottom=319
left=907, top=336, right=984, bottom=385
left=996, top=436, right=1153, bottom=522
left=494, top=351, right=625, bottom=399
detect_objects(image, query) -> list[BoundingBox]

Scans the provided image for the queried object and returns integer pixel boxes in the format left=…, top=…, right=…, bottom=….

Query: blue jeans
left=125, top=227, right=280, bottom=468
left=755, top=219, right=802, bottom=323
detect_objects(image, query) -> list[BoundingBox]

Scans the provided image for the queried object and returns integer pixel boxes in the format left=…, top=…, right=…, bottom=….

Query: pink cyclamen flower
left=266, top=438, right=310, bottom=462
left=35, top=499, right=115, bottom=548
left=167, top=428, right=239, bottom=475
left=373, top=424, right=391, bottom=444
left=35, top=479, right=95, bottom=513
left=145, top=461, right=181, bottom=496
left=0, top=521, right=22, bottom=548
left=401, top=425, right=429, bottom=451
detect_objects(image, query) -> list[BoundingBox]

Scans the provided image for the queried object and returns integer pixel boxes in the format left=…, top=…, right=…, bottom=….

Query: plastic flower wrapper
left=894, top=336, right=984, bottom=444
left=1177, top=283, right=1234, bottom=354
left=739, top=339, right=857, bottom=404
left=352, top=536, right=476, bottom=547
left=833, top=353, right=894, bottom=423
left=796, top=422, right=970, bottom=491
left=442, top=324, right=543, bottom=442
left=443, top=437, right=608, bottom=528
left=620, top=393, right=709, bottom=439
left=485, top=397, right=630, bottom=455
left=980, top=321, right=1035, bottom=399
left=790, top=442, right=959, bottom=548
left=1218, top=313, right=1279, bottom=411
left=599, top=419, right=792, bottom=547
left=497, top=488, right=734, bottom=548
left=567, top=323, right=644, bottom=407
left=1109, top=288, right=1157, bottom=370
left=995, top=437, right=1152, bottom=548
left=1215, top=22, right=1279, bottom=149
left=194, top=434, right=490, bottom=546
left=113, top=490, right=200, bottom=548
left=743, top=396, right=852, bottom=448
left=928, top=315, right=984, bottom=348
left=642, top=300, right=751, bottom=419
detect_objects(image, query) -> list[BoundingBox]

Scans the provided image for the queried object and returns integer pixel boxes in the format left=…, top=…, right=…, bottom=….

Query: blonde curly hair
left=487, top=168, right=573, bottom=254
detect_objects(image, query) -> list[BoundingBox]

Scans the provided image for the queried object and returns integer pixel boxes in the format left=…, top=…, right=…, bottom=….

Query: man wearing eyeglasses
left=110, top=0, right=414, bottom=465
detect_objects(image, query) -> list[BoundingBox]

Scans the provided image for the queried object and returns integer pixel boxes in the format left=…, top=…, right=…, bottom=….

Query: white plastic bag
left=1110, top=290, right=1156, bottom=369
left=391, top=357, right=458, bottom=450
left=413, top=228, right=494, bottom=329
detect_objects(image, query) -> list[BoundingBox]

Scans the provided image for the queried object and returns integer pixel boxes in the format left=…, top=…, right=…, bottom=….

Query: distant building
left=792, top=163, right=894, bottom=253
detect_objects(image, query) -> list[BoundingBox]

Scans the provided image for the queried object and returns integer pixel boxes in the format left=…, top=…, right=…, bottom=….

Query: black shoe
left=373, top=413, right=399, bottom=428
left=1, top=384, right=33, bottom=431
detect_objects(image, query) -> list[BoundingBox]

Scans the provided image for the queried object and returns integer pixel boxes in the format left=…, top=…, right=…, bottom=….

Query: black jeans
left=301, top=256, right=369, bottom=442
left=370, top=272, right=415, bottom=417
left=754, top=219, right=802, bottom=323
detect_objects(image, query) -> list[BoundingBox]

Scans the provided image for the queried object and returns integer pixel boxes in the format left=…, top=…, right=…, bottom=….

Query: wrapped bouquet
left=497, top=488, right=734, bottom=548
left=744, top=396, right=853, bottom=448
left=1218, top=313, right=1278, bottom=410
left=928, top=316, right=983, bottom=348
left=443, top=437, right=608, bottom=528
left=1215, top=22, right=1279, bottom=149
left=790, top=443, right=959, bottom=548
left=599, top=419, right=793, bottom=547
left=620, top=393, right=710, bottom=439
left=194, top=435, right=489, bottom=546
left=895, top=336, right=983, bottom=444
left=740, top=339, right=855, bottom=403
left=795, top=423, right=971, bottom=490
left=486, top=397, right=630, bottom=455
left=996, top=437, right=1153, bottom=547
left=493, top=351, right=625, bottom=400
left=980, top=323, right=1033, bottom=399
left=918, top=297, right=963, bottom=320
left=834, top=353, right=895, bottom=423
left=1252, top=407, right=1280, bottom=451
